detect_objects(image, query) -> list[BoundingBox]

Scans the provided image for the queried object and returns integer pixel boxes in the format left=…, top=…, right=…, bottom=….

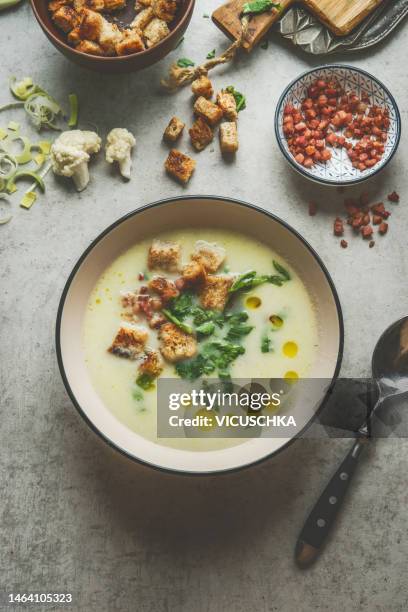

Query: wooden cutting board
left=212, top=0, right=384, bottom=51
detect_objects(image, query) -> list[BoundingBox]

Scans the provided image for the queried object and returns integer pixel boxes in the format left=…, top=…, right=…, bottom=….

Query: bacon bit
left=369, top=240, right=375, bottom=248
left=308, top=201, right=317, bottom=216
left=340, top=239, right=348, bottom=249
left=387, top=191, right=400, bottom=203
left=361, top=225, right=373, bottom=239
left=334, top=217, right=344, bottom=236
left=372, top=214, right=382, bottom=225
left=138, top=272, right=145, bottom=281
left=379, top=222, right=388, bottom=235
left=370, top=202, right=385, bottom=215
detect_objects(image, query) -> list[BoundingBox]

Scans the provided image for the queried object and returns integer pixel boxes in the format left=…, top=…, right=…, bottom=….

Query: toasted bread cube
left=148, top=275, right=179, bottom=303
left=68, top=26, right=81, bottom=45
left=217, top=90, right=238, bottom=121
left=143, top=17, right=169, bottom=47
left=189, top=117, right=213, bottom=152
left=116, top=30, right=145, bottom=55
left=148, top=239, right=181, bottom=272
left=49, top=0, right=70, bottom=12
left=73, top=0, right=105, bottom=11
left=159, top=322, right=197, bottom=362
left=108, top=323, right=148, bottom=359
left=199, top=275, right=233, bottom=311
left=136, top=0, right=152, bottom=8
left=165, top=149, right=196, bottom=184
left=181, top=261, right=207, bottom=285
left=191, top=75, right=213, bottom=99
left=152, top=0, right=177, bottom=22
left=193, top=96, right=223, bottom=127
left=219, top=122, right=238, bottom=154
left=131, top=7, right=153, bottom=31
left=78, top=8, right=103, bottom=41
left=163, top=116, right=185, bottom=143
left=76, top=40, right=105, bottom=54
left=191, top=240, right=226, bottom=273
left=104, top=0, right=126, bottom=9
left=138, top=350, right=164, bottom=378
left=52, top=5, right=79, bottom=32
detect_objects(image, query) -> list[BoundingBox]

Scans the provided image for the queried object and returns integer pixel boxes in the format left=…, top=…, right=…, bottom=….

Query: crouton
left=219, top=122, right=239, bottom=154
left=103, top=0, right=126, bottom=10
left=149, top=312, right=167, bottom=329
left=143, top=17, right=169, bottom=47
left=191, top=75, right=213, bottom=99
left=193, top=96, right=223, bottom=127
left=68, top=27, right=81, bottom=45
left=216, top=90, right=238, bottom=121
left=130, top=7, right=153, bottom=31
left=52, top=5, right=79, bottom=32
left=49, top=0, right=70, bottom=12
left=152, top=0, right=177, bottom=22
left=189, top=117, right=213, bottom=152
left=148, top=239, right=181, bottom=272
left=163, top=116, right=185, bottom=143
left=165, top=149, right=196, bottom=184
left=181, top=261, right=207, bottom=285
left=76, top=39, right=105, bottom=54
left=108, top=323, right=148, bottom=359
left=116, top=30, right=145, bottom=55
left=73, top=0, right=107, bottom=11
left=199, top=275, right=233, bottom=311
left=191, top=240, right=226, bottom=273
left=159, top=322, right=197, bottom=362
left=138, top=350, right=164, bottom=378
left=148, top=275, right=179, bottom=303
left=135, top=0, right=151, bottom=8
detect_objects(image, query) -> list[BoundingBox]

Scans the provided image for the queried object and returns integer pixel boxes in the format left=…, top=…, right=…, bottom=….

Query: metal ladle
left=295, top=316, right=408, bottom=568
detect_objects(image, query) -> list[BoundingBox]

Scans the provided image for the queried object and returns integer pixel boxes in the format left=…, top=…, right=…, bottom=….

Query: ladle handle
left=295, top=436, right=369, bottom=568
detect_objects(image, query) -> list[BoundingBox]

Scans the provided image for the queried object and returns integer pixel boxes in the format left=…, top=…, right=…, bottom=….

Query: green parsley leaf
left=261, top=334, right=272, bottom=353
left=196, top=321, right=216, bottom=336
left=206, top=49, right=216, bottom=59
left=136, top=373, right=155, bottom=390
left=177, top=58, right=195, bottom=68
left=226, top=86, right=246, bottom=112
left=242, top=0, right=281, bottom=16
left=260, top=40, right=269, bottom=50
left=168, top=292, right=194, bottom=320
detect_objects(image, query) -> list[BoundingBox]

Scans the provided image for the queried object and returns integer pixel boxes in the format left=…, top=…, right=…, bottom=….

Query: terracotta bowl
left=56, top=196, right=344, bottom=475
left=30, top=0, right=195, bottom=73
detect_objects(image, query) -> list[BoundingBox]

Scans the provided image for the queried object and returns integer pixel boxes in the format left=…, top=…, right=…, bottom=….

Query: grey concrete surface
left=1, top=1, right=408, bottom=611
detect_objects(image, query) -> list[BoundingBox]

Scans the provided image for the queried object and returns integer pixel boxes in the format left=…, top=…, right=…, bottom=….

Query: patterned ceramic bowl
left=275, top=65, right=401, bottom=186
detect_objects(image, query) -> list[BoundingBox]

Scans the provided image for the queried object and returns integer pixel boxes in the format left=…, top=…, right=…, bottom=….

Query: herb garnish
left=226, top=86, right=246, bottom=112
left=261, top=334, right=272, bottom=353
left=229, top=262, right=291, bottom=294
left=273, top=260, right=291, bottom=280
left=162, top=308, right=194, bottom=335
left=136, top=373, right=156, bottom=390
left=175, top=340, right=245, bottom=381
left=242, top=0, right=281, bottom=16
left=177, top=58, right=195, bottom=68
left=206, top=49, right=216, bottom=59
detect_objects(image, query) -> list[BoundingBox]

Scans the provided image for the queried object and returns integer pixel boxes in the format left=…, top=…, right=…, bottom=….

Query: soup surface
left=83, top=229, right=319, bottom=451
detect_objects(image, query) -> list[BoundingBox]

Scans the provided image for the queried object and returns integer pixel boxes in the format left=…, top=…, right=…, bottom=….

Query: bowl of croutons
left=31, top=0, right=195, bottom=73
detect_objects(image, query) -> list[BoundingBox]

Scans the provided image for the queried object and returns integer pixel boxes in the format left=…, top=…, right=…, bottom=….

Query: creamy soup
left=83, top=229, right=318, bottom=451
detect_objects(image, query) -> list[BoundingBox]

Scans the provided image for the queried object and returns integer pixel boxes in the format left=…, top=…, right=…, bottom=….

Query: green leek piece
left=0, top=151, right=18, bottom=180
left=0, top=193, right=12, bottom=225
left=68, top=93, right=78, bottom=128
left=38, top=140, right=51, bottom=155
left=0, top=0, right=23, bottom=10
left=24, top=93, right=62, bottom=131
left=20, top=191, right=37, bottom=210
left=10, top=77, right=37, bottom=101
left=0, top=128, right=7, bottom=140
left=8, top=121, right=19, bottom=131
left=6, top=170, right=45, bottom=193
left=13, top=136, right=32, bottom=164
left=34, top=152, right=45, bottom=167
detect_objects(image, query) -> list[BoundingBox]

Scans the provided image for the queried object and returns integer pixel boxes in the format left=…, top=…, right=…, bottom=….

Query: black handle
left=295, top=436, right=369, bottom=568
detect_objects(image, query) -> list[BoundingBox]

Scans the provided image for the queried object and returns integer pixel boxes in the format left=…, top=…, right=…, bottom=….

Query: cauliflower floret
left=105, top=128, right=136, bottom=179
left=50, top=130, right=101, bottom=191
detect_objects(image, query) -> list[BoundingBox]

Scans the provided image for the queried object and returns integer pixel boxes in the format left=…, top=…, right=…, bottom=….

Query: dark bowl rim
left=274, top=63, right=402, bottom=187
left=30, top=0, right=195, bottom=63
left=55, top=195, right=344, bottom=476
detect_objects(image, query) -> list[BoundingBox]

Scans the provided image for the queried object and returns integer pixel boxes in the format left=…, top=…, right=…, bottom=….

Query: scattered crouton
left=216, top=90, right=238, bottom=121
left=152, top=0, right=177, bottom=22
left=108, top=323, right=148, bottom=359
left=163, top=116, right=185, bottom=143
left=199, top=275, right=233, bottom=311
left=189, top=117, right=213, bottom=152
left=193, top=96, right=223, bottom=127
left=131, top=6, right=153, bottom=30
left=159, top=322, right=197, bottom=362
left=219, top=122, right=239, bottom=154
left=191, top=240, right=226, bottom=273
left=148, top=275, right=179, bottom=302
left=181, top=261, right=207, bottom=285
left=138, top=350, right=164, bottom=377
left=148, top=239, right=181, bottom=272
left=165, top=149, right=196, bottom=184
left=191, top=75, right=213, bottom=99
left=143, top=17, right=169, bottom=47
